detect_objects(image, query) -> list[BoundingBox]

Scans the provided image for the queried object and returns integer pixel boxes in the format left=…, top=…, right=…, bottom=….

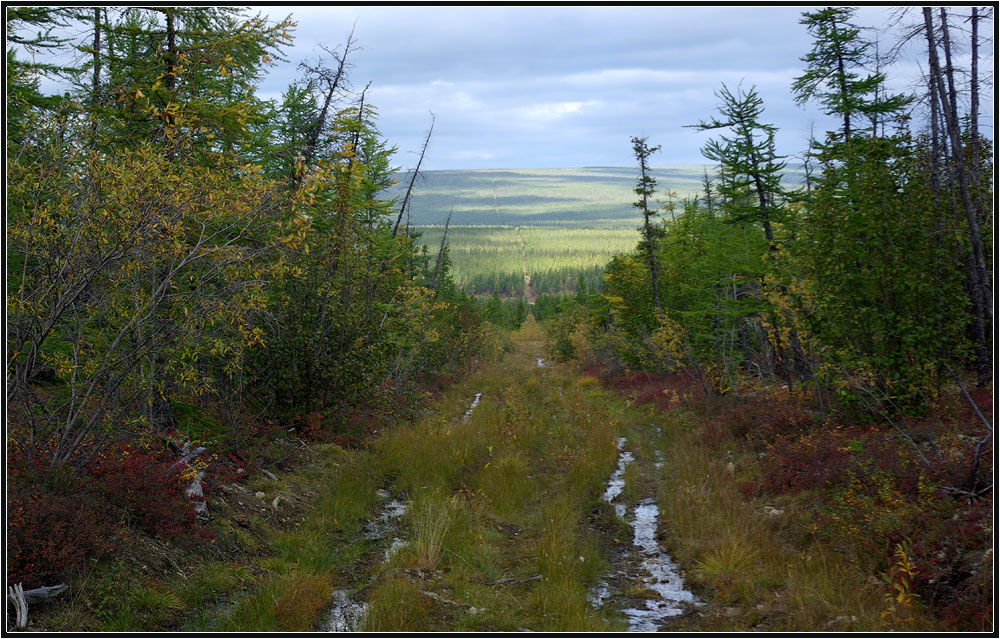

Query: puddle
left=592, top=437, right=699, bottom=631
left=319, top=590, right=368, bottom=632
left=361, top=495, right=408, bottom=540
left=622, top=498, right=697, bottom=631
left=463, top=392, right=482, bottom=421
left=384, top=537, right=409, bottom=562
left=651, top=425, right=664, bottom=469
left=319, top=490, right=409, bottom=632
left=588, top=579, right=612, bottom=608
left=602, top=437, right=633, bottom=519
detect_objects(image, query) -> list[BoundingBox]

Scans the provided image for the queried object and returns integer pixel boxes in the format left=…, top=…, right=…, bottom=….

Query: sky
left=13, top=5, right=994, bottom=171
left=252, top=5, right=992, bottom=171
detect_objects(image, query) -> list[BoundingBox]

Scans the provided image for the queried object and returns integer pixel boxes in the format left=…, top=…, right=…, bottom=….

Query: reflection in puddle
left=319, top=490, right=409, bottom=631
left=623, top=498, right=697, bottom=631
left=592, top=438, right=699, bottom=631
left=320, top=590, right=368, bottom=632
left=602, top=437, right=633, bottom=519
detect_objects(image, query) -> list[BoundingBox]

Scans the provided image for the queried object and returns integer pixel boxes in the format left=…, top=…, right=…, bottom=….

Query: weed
left=694, top=540, right=759, bottom=604
left=408, top=494, right=458, bottom=571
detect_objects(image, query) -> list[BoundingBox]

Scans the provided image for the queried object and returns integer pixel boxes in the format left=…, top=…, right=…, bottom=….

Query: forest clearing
left=6, top=5, right=992, bottom=634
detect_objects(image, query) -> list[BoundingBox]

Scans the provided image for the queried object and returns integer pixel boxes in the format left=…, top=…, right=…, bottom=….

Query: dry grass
left=654, top=411, right=893, bottom=631
left=407, top=494, right=459, bottom=571
left=272, top=570, right=334, bottom=631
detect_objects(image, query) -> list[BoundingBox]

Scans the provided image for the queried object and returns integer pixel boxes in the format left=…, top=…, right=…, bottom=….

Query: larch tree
left=631, top=136, right=663, bottom=313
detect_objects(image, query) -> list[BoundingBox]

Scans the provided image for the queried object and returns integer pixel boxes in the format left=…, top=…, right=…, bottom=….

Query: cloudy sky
left=16, top=5, right=993, bottom=171
left=256, top=5, right=994, bottom=171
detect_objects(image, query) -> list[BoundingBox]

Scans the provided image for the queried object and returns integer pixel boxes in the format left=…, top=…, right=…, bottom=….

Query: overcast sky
left=255, top=5, right=993, bottom=171
left=15, top=5, right=994, bottom=171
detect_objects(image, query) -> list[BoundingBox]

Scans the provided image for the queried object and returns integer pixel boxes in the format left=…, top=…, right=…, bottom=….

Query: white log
left=6, top=583, right=66, bottom=608
left=7, top=584, right=27, bottom=628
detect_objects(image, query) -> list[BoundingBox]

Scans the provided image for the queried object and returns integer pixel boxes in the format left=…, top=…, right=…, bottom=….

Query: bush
left=87, top=443, right=200, bottom=541
left=7, top=439, right=208, bottom=587
left=6, top=479, right=117, bottom=587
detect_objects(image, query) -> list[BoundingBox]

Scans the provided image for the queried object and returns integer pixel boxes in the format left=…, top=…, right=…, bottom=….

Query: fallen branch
left=7, top=582, right=68, bottom=627
left=418, top=589, right=484, bottom=615
left=945, top=364, right=993, bottom=493
left=7, top=584, right=26, bottom=629
left=6, top=583, right=67, bottom=607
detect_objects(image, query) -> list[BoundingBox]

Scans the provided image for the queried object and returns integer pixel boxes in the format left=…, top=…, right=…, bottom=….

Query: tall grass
left=408, top=494, right=459, bottom=571
left=652, top=411, right=897, bottom=631
left=364, top=321, right=625, bottom=631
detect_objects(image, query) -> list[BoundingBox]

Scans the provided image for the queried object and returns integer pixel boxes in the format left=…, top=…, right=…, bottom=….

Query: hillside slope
left=389, top=166, right=805, bottom=228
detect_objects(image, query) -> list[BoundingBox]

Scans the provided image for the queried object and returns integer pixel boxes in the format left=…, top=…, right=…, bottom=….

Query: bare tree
left=393, top=111, right=435, bottom=238
left=923, top=7, right=992, bottom=386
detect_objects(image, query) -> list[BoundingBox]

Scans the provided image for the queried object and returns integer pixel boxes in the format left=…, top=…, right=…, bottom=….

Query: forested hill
left=388, top=166, right=806, bottom=228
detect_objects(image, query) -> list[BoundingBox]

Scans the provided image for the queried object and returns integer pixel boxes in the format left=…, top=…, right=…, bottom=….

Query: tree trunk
left=924, top=7, right=992, bottom=386
left=393, top=112, right=434, bottom=239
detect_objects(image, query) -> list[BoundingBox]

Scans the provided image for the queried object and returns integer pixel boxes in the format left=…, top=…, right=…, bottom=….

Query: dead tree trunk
left=431, top=204, right=454, bottom=290
left=923, top=7, right=992, bottom=386
left=393, top=111, right=435, bottom=239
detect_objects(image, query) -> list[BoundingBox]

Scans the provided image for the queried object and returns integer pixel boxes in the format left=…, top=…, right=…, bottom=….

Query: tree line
left=553, top=7, right=992, bottom=413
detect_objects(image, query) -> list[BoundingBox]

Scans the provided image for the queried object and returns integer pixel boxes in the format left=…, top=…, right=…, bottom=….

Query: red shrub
left=6, top=480, right=117, bottom=587
left=759, top=427, right=856, bottom=493
left=201, top=451, right=245, bottom=495
left=87, top=442, right=199, bottom=541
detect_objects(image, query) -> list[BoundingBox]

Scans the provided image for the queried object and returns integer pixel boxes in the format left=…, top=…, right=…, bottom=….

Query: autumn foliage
left=6, top=7, right=501, bottom=589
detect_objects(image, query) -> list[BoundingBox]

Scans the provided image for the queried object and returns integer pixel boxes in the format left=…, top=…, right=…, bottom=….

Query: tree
left=631, top=136, right=663, bottom=312
left=690, top=83, right=786, bottom=244
left=921, top=7, right=992, bottom=386
left=792, top=7, right=910, bottom=143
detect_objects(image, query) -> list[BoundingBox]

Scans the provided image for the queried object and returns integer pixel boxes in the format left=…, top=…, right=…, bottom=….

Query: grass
left=363, top=317, right=623, bottom=631
left=408, top=494, right=459, bottom=571
left=363, top=576, right=431, bottom=632
left=645, top=406, right=915, bottom=631
left=205, top=448, right=384, bottom=632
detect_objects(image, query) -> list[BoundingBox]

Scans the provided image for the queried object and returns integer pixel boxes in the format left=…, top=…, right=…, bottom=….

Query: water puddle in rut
left=593, top=437, right=699, bottom=631
left=602, top=437, right=633, bottom=518
left=463, top=392, right=482, bottom=421
left=318, top=490, right=409, bottom=632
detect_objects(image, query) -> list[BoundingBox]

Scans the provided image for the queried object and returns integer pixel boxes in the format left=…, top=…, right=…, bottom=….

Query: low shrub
left=87, top=442, right=200, bottom=542
left=6, top=479, right=117, bottom=587
left=6, top=438, right=209, bottom=588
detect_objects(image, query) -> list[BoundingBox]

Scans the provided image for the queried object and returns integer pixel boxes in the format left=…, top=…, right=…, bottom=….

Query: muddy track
left=314, top=321, right=706, bottom=632
left=591, top=437, right=700, bottom=631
